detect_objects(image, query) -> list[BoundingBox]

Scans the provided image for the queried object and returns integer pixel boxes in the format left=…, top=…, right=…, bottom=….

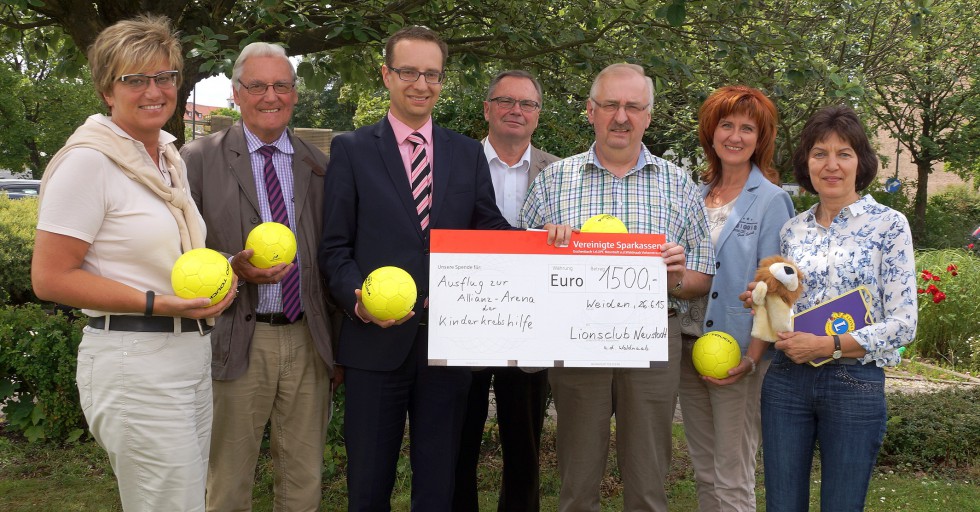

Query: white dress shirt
left=483, top=138, right=531, bottom=226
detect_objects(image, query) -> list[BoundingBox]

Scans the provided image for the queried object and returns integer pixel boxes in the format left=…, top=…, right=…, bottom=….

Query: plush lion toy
left=751, top=256, right=805, bottom=342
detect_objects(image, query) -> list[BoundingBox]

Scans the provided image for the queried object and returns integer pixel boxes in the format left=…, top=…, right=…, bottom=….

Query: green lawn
left=1, top=422, right=977, bottom=511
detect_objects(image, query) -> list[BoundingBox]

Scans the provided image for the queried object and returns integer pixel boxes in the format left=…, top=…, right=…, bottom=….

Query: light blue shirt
left=243, top=127, right=300, bottom=314
left=699, top=166, right=795, bottom=350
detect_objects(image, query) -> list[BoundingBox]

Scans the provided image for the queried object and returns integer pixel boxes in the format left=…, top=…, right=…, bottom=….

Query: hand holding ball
left=361, top=266, right=417, bottom=321
left=171, top=248, right=233, bottom=306
left=580, top=214, right=628, bottom=233
left=246, top=222, right=297, bottom=268
left=692, top=331, right=742, bottom=379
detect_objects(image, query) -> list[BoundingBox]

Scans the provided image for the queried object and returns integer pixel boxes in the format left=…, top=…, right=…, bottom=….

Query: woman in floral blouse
left=756, top=105, right=917, bottom=511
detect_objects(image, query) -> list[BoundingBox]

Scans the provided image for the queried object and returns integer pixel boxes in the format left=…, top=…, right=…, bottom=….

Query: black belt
left=255, top=311, right=304, bottom=325
left=826, top=357, right=860, bottom=365
left=88, top=315, right=211, bottom=335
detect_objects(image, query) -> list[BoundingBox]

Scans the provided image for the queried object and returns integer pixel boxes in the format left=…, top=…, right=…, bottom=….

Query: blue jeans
left=761, top=351, right=887, bottom=511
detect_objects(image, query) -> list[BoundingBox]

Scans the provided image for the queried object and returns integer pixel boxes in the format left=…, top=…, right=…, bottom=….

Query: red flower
left=970, top=243, right=975, bottom=250
left=917, top=288, right=925, bottom=294
left=933, top=291, right=946, bottom=304
left=926, top=284, right=939, bottom=294
left=921, top=270, right=935, bottom=281
left=947, top=264, right=958, bottom=276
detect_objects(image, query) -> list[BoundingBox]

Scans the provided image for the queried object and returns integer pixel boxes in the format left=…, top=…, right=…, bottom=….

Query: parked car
left=0, top=179, right=40, bottom=199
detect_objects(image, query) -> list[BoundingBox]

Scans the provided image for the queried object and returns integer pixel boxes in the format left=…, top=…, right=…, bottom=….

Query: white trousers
left=77, top=326, right=212, bottom=512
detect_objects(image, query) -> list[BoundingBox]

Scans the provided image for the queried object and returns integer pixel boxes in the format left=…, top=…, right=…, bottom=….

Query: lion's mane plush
left=751, top=256, right=805, bottom=342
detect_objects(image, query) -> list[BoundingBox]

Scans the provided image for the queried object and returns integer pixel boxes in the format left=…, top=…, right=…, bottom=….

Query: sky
left=189, top=74, right=233, bottom=108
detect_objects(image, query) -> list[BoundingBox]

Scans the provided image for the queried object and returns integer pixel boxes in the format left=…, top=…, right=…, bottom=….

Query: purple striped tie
left=258, top=145, right=301, bottom=322
left=407, top=132, right=431, bottom=230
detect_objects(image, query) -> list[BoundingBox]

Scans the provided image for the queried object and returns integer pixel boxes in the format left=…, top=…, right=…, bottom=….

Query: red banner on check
left=430, top=230, right=666, bottom=257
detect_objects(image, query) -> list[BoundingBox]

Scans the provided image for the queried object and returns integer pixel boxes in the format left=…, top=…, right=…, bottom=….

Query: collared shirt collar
left=388, top=111, right=433, bottom=145
left=483, top=138, right=532, bottom=171
left=804, top=194, right=877, bottom=225
left=583, top=143, right=655, bottom=177
left=243, top=125, right=294, bottom=155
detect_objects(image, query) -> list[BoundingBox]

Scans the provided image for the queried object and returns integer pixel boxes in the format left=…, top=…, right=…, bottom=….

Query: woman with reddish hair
left=679, top=85, right=794, bottom=511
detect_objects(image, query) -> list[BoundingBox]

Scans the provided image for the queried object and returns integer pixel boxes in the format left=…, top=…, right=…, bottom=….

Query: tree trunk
left=912, top=159, right=931, bottom=243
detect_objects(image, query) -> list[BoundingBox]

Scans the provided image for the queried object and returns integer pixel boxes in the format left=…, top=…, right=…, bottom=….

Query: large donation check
left=428, top=229, right=670, bottom=368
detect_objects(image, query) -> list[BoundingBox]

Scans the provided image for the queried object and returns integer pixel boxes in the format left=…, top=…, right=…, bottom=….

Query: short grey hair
left=231, top=42, right=296, bottom=90
left=589, top=63, right=654, bottom=110
left=486, top=70, right=543, bottom=104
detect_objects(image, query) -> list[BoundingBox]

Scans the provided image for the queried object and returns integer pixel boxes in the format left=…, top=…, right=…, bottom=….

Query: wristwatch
left=832, top=335, right=842, bottom=360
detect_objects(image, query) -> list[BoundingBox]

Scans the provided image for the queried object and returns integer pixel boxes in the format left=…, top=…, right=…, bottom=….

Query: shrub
left=881, top=387, right=980, bottom=470
left=912, top=249, right=980, bottom=371
left=0, top=195, right=39, bottom=305
left=0, top=303, right=86, bottom=443
left=919, top=185, right=980, bottom=250
left=790, top=191, right=819, bottom=214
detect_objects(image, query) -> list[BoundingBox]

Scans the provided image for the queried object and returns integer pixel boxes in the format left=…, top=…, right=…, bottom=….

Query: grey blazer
left=181, top=122, right=336, bottom=380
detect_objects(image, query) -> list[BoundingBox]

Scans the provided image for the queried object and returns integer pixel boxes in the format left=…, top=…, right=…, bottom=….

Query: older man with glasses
left=181, top=42, right=340, bottom=511
left=452, top=70, right=559, bottom=512
left=520, top=63, right=715, bottom=511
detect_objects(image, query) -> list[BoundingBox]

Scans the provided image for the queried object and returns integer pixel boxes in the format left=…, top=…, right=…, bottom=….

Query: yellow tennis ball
left=245, top=222, right=297, bottom=268
left=581, top=214, right=628, bottom=233
left=171, top=248, right=232, bottom=306
left=692, top=331, right=742, bottom=379
left=362, top=266, right=417, bottom=321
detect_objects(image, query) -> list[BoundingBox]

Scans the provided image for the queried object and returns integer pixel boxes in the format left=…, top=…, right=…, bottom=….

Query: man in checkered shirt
left=519, top=62, right=715, bottom=512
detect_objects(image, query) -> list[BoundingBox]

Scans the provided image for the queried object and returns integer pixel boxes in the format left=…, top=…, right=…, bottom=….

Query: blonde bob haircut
left=87, top=14, right=183, bottom=109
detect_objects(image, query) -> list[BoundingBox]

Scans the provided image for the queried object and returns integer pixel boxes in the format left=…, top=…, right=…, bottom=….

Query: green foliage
left=881, top=387, right=980, bottom=469
left=292, top=80, right=356, bottom=131
left=867, top=178, right=916, bottom=224
left=350, top=91, right=388, bottom=129
left=790, top=191, right=820, bottom=214
left=864, top=0, right=980, bottom=240
left=0, top=24, right=102, bottom=178
left=0, top=303, right=87, bottom=443
left=0, top=195, right=38, bottom=306
left=917, top=186, right=980, bottom=250
left=912, top=249, right=980, bottom=370
left=323, top=387, right=346, bottom=479
left=210, top=107, right=240, bottom=121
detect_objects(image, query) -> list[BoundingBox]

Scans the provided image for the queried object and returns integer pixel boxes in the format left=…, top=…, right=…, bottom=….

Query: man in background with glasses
left=319, top=26, right=570, bottom=510
left=182, top=42, right=340, bottom=511
left=452, top=70, right=558, bottom=512
left=520, top=63, right=714, bottom=511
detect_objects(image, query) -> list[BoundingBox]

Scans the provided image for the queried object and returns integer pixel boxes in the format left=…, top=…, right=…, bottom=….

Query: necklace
left=707, top=187, right=735, bottom=207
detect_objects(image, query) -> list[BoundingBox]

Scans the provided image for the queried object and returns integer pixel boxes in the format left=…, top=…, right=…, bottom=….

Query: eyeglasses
left=590, top=98, right=650, bottom=115
left=118, top=70, right=179, bottom=91
left=489, top=96, right=541, bottom=113
left=388, top=66, right=446, bottom=84
left=238, top=80, right=296, bottom=95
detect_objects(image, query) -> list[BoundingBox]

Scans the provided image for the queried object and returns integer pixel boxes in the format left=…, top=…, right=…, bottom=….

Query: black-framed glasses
left=118, top=70, right=179, bottom=91
left=238, top=80, right=296, bottom=95
left=388, top=66, right=446, bottom=84
left=590, top=97, right=650, bottom=115
left=489, top=96, right=541, bottom=113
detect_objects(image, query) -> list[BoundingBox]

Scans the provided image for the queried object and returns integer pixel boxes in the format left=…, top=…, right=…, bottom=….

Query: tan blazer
left=528, top=145, right=560, bottom=187
left=181, top=122, right=336, bottom=381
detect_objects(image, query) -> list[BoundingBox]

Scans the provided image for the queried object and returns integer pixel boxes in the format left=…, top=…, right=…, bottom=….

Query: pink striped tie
left=407, top=132, right=432, bottom=230
left=258, top=145, right=301, bottom=322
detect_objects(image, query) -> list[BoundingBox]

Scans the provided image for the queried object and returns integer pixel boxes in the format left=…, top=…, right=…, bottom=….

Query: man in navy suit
left=318, top=27, right=568, bottom=511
